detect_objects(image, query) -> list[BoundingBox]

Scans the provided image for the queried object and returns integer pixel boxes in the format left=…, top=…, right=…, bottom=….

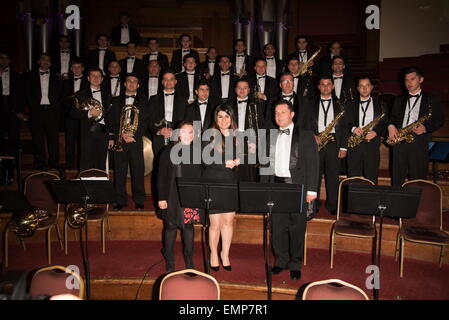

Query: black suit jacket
left=119, top=57, right=145, bottom=80
left=307, top=96, right=349, bottom=149
left=62, top=76, right=89, bottom=112
left=185, top=99, right=215, bottom=130
left=199, top=60, right=220, bottom=78
left=332, top=73, right=356, bottom=104
left=85, top=49, right=117, bottom=75
left=319, top=54, right=352, bottom=77
left=347, top=96, right=388, bottom=138
left=389, top=92, right=444, bottom=142
left=263, top=57, right=285, bottom=80
left=1, top=70, right=25, bottom=114
left=265, top=93, right=311, bottom=130
left=209, top=71, right=237, bottom=106
left=231, top=97, right=265, bottom=131
left=110, top=25, right=142, bottom=46
left=24, top=70, right=63, bottom=117
left=261, top=125, right=319, bottom=211
left=170, top=49, right=200, bottom=74
left=230, top=53, right=255, bottom=76
left=142, top=52, right=170, bottom=72
left=101, top=75, right=125, bottom=98
left=141, top=75, right=162, bottom=101
left=51, top=49, right=76, bottom=77
left=248, top=74, right=280, bottom=102
left=175, top=71, right=201, bottom=101
left=287, top=50, right=319, bottom=74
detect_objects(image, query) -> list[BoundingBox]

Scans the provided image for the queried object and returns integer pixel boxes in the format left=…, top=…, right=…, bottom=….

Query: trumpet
left=155, top=118, right=171, bottom=146
left=113, top=104, right=140, bottom=152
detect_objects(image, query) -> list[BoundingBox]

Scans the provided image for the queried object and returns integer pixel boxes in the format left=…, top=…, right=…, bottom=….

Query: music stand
left=428, top=141, right=449, bottom=183
left=347, top=184, right=421, bottom=300
left=176, top=178, right=239, bottom=274
left=239, top=182, right=304, bottom=300
left=46, top=180, right=116, bottom=300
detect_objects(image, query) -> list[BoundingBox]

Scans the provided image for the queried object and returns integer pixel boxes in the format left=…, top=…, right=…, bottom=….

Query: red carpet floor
left=4, top=239, right=449, bottom=300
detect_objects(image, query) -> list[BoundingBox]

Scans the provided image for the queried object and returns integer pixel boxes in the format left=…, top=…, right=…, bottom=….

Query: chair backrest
left=29, top=265, right=85, bottom=299
left=24, top=172, right=60, bottom=216
left=402, top=180, right=442, bottom=230
left=159, top=269, right=220, bottom=300
left=77, top=168, right=109, bottom=179
left=337, top=177, right=375, bottom=222
left=302, top=279, right=369, bottom=300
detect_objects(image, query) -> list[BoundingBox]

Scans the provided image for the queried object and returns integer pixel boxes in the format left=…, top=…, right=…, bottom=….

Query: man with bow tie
left=248, top=58, right=279, bottom=105
left=331, top=56, right=356, bottom=103
left=143, top=60, right=162, bottom=100
left=319, top=41, right=352, bottom=78
left=210, top=55, right=237, bottom=106
left=231, top=39, right=254, bottom=78
left=51, top=35, right=73, bottom=79
left=388, top=67, right=444, bottom=186
left=143, top=38, right=169, bottom=72
left=175, top=54, right=200, bottom=104
left=185, top=80, right=214, bottom=131
left=119, top=42, right=145, bottom=80
left=199, top=46, right=219, bottom=79
left=286, top=56, right=315, bottom=99
left=62, top=58, right=89, bottom=169
left=170, top=34, right=200, bottom=74
left=263, top=43, right=285, bottom=80
left=69, top=67, right=113, bottom=171
left=109, top=12, right=142, bottom=46
left=107, top=73, right=149, bottom=210
left=287, top=35, right=319, bottom=75
left=25, top=53, right=62, bottom=170
left=86, top=34, right=117, bottom=76
left=102, top=61, right=124, bottom=98
left=260, top=99, right=319, bottom=281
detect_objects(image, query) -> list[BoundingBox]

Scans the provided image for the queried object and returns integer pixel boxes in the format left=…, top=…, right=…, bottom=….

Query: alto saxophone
left=386, top=105, right=432, bottom=147
left=298, top=46, right=321, bottom=76
left=348, top=103, right=386, bottom=149
left=113, top=104, right=140, bottom=152
left=318, top=103, right=345, bottom=151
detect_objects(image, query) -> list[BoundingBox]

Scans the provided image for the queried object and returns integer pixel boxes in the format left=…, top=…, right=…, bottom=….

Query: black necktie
left=40, top=71, right=49, bottom=75
left=333, top=76, right=343, bottom=80
left=149, top=75, right=158, bottom=78
left=125, top=94, right=136, bottom=99
left=321, top=99, right=332, bottom=127
left=406, top=93, right=422, bottom=124
left=360, top=99, right=371, bottom=127
left=238, top=99, right=248, bottom=104
left=92, top=90, right=101, bottom=93
left=165, top=92, right=174, bottom=96
left=279, top=128, right=290, bottom=135
left=127, top=57, right=135, bottom=60
left=222, top=72, right=229, bottom=76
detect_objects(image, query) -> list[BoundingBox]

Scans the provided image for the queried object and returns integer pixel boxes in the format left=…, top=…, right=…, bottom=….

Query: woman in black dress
left=157, top=121, right=205, bottom=272
left=202, top=104, right=240, bottom=271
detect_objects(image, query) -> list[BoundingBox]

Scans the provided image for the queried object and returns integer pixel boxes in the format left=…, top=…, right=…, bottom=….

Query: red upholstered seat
left=302, top=279, right=369, bottom=300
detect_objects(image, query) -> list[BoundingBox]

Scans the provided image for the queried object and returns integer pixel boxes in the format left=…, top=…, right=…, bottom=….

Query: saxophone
left=318, top=104, right=345, bottom=151
left=298, top=46, right=321, bottom=76
left=348, top=103, right=386, bottom=149
left=385, top=105, right=432, bottom=147
left=112, top=104, right=140, bottom=152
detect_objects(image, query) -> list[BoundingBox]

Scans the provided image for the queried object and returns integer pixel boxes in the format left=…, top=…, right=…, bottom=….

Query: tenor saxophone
left=298, top=46, right=321, bottom=76
left=318, top=103, right=345, bottom=151
left=348, top=105, right=386, bottom=149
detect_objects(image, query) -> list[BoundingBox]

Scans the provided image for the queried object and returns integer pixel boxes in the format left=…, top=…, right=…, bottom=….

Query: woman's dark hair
left=210, top=104, right=238, bottom=152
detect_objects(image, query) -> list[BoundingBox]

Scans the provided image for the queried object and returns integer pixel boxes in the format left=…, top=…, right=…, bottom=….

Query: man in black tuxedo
left=286, top=56, right=315, bottom=99
left=0, top=52, right=25, bottom=155
left=69, top=67, right=113, bottom=171
left=85, top=34, right=117, bottom=75
left=199, top=47, right=219, bottom=80
left=107, top=74, right=149, bottom=210
left=25, top=53, right=62, bottom=170
left=119, top=41, right=145, bottom=80
left=209, top=55, right=237, bottom=106
left=263, top=43, right=284, bottom=80
left=306, top=77, right=348, bottom=215
left=102, top=61, right=124, bottom=98
left=109, top=12, right=142, bottom=46
left=231, top=39, right=254, bottom=78
left=142, top=38, right=169, bottom=72
left=260, top=100, right=319, bottom=280
left=319, top=41, right=352, bottom=77
left=142, top=60, right=162, bottom=100
left=287, top=35, right=319, bottom=74
left=51, top=35, right=74, bottom=79
left=265, top=73, right=310, bottom=130
left=185, top=80, right=214, bottom=131
left=388, top=67, right=444, bottom=186
left=331, top=56, right=356, bottom=104
left=62, top=58, right=89, bottom=169
left=347, top=78, right=387, bottom=184
left=248, top=59, right=279, bottom=106
left=175, top=54, right=201, bottom=105
left=149, top=70, right=188, bottom=157
left=170, top=34, right=200, bottom=74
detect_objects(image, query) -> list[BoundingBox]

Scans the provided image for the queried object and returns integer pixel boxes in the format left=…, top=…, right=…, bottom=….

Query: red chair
left=302, top=279, right=369, bottom=300
left=29, top=265, right=85, bottom=299
left=159, top=269, right=220, bottom=300
left=3, top=172, right=63, bottom=267
left=330, top=177, right=376, bottom=268
left=395, top=180, right=449, bottom=277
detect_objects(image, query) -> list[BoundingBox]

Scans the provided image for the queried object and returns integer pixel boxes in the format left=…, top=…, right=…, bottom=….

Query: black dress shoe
left=290, top=270, right=301, bottom=281
left=223, top=265, right=232, bottom=271
left=209, top=263, right=220, bottom=272
left=271, top=266, right=285, bottom=275
left=114, top=204, right=124, bottom=211
left=135, top=204, right=144, bottom=210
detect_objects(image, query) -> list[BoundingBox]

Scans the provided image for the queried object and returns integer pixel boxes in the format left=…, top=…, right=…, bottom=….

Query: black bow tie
left=187, top=73, right=195, bottom=76
left=293, top=75, right=300, bottom=79
left=257, top=75, right=266, bottom=80
left=221, top=72, right=230, bottom=76
left=149, top=53, right=157, bottom=56
left=237, top=54, right=245, bottom=58
left=183, top=49, right=190, bottom=53
left=283, top=95, right=293, bottom=100
left=198, top=101, right=208, bottom=105
left=149, top=75, right=158, bottom=78
left=127, top=57, right=135, bottom=60
left=40, top=71, right=49, bottom=75
left=111, top=76, right=120, bottom=79
left=360, top=100, right=370, bottom=104
left=74, top=77, right=82, bottom=81
left=279, top=128, right=290, bottom=135
left=409, top=94, right=420, bottom=99
left=266, top=57, right=274, bottom=60
left=125, top=94, right=136, bottom=99
left=321, top=99, right=332, bottom=102
left=333, top=76, right=343, bottom=80
left=61, top=50, right=69, bottom=54
left=92, top=90, right=101, bottom=93
left=121, top=25, right=128, bottom=29
left=238, top=99, right=248, bottom=104
left=208, top=60, right=215, bottom=63
left=165, top=92, right=175, bottom=96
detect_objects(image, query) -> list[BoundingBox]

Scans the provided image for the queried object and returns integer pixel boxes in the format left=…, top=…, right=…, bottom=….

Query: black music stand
left=46, top=180, right=116, bottom=300
left=239, top=182, right=304, bottom=300
left=347, top=184, right=421, bottom=300
left=428, top=141, right=449, bottom=183
left=176, top=178, right=239, bottom=274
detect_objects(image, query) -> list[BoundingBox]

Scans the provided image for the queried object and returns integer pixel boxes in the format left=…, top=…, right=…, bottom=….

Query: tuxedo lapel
left=289, top=125, right=300, bottom=170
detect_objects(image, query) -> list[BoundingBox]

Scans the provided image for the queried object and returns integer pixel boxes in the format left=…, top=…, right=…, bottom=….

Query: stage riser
left=2, top=213, right=447, bottom=265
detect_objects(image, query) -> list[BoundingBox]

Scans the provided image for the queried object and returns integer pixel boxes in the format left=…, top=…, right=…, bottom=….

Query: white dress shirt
left=333, top=74, right=343, bottom=99
left=110, top=76, right=121, bottom=97
left=73, top=76, right=82, bottom=93
left=60, top=50, right=70, bottom=75
left=402, top=90, right=422, bottom=128
left=275, top=122, right=294, bottom=178
left=293, top=74, right=300, bottom=94
left=89, top=87, right=105, bottom=125
left=98, top=48, right=107, bottom=73
left=282, top=92, right=295, bottom=105
left=299, top=50, right=308, bottom=63
left=318, top=97, right=335, bottom=134
left=266, top=56, right=276, bottom=79
left=198, top=100, right=208, bottom=126
left=186, top=72, right=195, bottom=101
left=120, top=25, right=130, bottom=44
left=257, top=74, right=266, bottom=94
left=148, top=76, right=159, bottom=97
left=237, top=97, right=248, bottom=132
left=164, top=90, right=175, bottom=122
left=125, top=95, right=136, bottom=106
left=220, top=71, right=230, bottom=98
left=235, top=54, right=245, bottom=73
left=181, top=49, right=190, bottom=72
left=1, top=68, right=10, bottom=96
left=39, top=69, right=50, bottom=105
left=148, top=51, right=158, bottom=61
left=208, top=61, right=215, bottom=76
left=126, top=56, right=135, bottom=73
left=353, top=97, right=374, bottom=132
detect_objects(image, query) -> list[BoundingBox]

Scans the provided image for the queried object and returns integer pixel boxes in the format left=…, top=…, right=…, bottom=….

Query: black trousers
left=271, top=176, right=307, bottom=271
left=113, top=140, right=145, bottom=206
left=30, top=107, right=60, bottom=167
left=0, top=108, right=20, bottom=155
left=162, top=220, right=195, bottom=270
left=347, top=138, right=381, bottom=184
left=391, top=136, right=429, bottom=186
left=79, top=130, right=108, bottom=171
left=317, top=140, right=339, bottom=212
left=65, top=116, right=79, bottom=168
